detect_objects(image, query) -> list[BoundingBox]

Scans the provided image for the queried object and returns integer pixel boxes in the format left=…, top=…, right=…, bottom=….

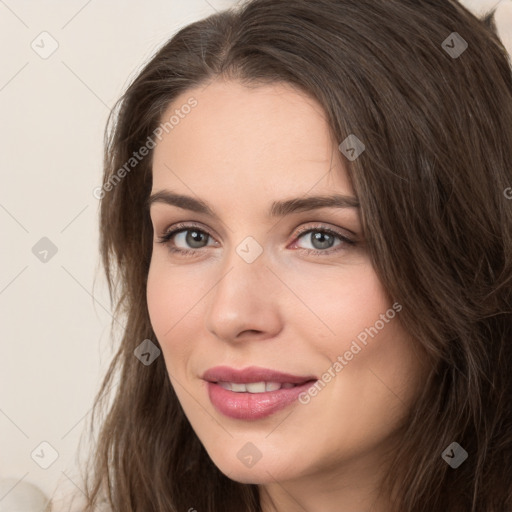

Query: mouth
left=202, top=366, right=318, bottom=420
left=215, top=381, right=302, bottom=392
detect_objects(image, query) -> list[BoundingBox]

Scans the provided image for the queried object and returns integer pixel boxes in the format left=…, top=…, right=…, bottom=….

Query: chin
left=224, top=470, right=271, bottom=485
left=207, top=448, right=303, bottom=485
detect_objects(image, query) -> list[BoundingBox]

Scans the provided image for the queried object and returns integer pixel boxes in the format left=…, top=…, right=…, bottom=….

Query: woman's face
left=147, top=79, right=427, bottom=494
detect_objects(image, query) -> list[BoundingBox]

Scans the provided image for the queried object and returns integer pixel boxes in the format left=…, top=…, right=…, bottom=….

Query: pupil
left=312, top=232, right=333, bottom=250
left=187, top=230, right=206, bottom=248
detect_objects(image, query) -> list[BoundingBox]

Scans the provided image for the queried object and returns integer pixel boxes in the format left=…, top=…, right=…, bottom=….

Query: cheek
left=147, top=255, right=205, bottom=324
left=316, top=264, right=416, bottom=394
left=291, top=260, right=392, bottom=347
left=146, top=260, right=172, bottom=338
left=293, top=262, right=419, bottom=430
left=146, top=259, right=203, bottom=366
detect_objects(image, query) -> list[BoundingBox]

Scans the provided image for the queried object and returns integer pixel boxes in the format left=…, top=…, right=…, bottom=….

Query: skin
left=146, top=78, right=429, bottom=512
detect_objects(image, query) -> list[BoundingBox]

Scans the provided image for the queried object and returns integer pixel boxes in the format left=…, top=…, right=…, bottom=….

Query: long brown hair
left=73, top=0, right=512, bottom=510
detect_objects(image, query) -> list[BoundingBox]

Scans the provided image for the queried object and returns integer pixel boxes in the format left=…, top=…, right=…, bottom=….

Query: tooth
left=265, top=382, right=282, bottom=392
left=230, top=383, right=247, bottom=392
left=218, top=381, right=294, bottom=393
left=246, top=382, right=266, bottom=393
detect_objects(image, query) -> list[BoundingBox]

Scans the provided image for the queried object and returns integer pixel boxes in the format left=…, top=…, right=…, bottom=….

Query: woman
left=78, top=0, right=512, bottom=510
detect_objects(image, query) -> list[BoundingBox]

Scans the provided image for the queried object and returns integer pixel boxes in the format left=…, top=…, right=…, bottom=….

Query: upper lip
left=202, top=366, right=317, bottom=384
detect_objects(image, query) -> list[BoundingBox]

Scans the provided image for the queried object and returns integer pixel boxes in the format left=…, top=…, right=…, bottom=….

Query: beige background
left=0, top=0, right=511, bottom=508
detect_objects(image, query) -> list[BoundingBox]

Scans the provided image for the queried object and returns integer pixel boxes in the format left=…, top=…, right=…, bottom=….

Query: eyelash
left=156, top=222, right=356, bottom=258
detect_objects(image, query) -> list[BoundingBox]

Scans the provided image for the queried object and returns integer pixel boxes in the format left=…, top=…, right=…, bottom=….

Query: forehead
left=151, top=79, right=352, bottom=197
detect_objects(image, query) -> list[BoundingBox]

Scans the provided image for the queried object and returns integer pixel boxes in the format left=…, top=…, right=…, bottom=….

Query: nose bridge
left=204, top=238, right=282, bottom=341
left=216, top=233, right=269, bottom=297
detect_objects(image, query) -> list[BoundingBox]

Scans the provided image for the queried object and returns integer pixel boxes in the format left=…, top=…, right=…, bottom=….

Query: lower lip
left=206, top=380, right=316, bottom=420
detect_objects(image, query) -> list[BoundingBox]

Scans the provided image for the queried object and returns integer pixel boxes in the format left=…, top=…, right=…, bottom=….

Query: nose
left=204, top=247, right=283, bottom=343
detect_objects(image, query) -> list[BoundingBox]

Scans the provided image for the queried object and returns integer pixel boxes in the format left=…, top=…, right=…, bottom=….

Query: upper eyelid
left=160, top=221, right=220, bottom=241
left=149, top=201, right=360, bottom=235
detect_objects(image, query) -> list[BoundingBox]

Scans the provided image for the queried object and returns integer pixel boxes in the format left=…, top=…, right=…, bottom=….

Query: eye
left=156, top=222, right=356, bottom=258
left=291, top=225, right=355, bottom=255
left=156, top=222, right=216, bottom=257
left=173, top=229, right=210, bottom=249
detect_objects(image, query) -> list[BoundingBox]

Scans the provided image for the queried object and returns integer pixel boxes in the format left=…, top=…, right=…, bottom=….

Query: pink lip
left=202, top=366, right=318, bottom=420
left=202, top=365, right=317, bottom=384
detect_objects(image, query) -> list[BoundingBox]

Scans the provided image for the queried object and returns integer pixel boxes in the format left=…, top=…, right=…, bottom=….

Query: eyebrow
left=146, top=190, right=359, bottom=218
